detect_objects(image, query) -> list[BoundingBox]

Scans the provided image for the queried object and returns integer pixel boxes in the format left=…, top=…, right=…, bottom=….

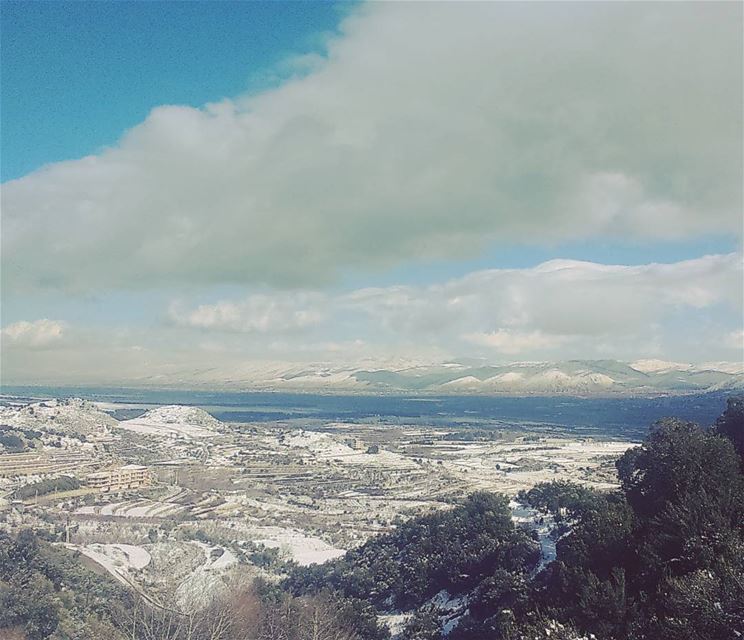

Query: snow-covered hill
left=0, top=397, right=118, bottom=436
left=117, top=405, right=221, bottom=439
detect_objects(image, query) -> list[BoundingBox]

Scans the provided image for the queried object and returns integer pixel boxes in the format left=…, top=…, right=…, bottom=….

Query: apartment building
left=85, top=464, right=150, bottom=492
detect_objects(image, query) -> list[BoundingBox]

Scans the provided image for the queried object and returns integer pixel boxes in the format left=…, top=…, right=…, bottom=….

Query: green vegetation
left=519, top=480, right=605, bottom=520
left=180, top=525, right=295, bottom=572
left=0, top=432, right=26, bottom=451
left=713, top=395, right=744, bottom=460
left=0, top=529, right=132, bottom=639
left=289, top=396, right=744, bottom=640
left=0, top=529, right=378, bottom=640
left=13, top=477, right=81, bottom=500
left=517, top=398, right=744, bottom=640
left=286, top=492, right=540, bottom=611
left=442, top=429, right=503, bottom=442
left=0, top=424, right=42, bottom=452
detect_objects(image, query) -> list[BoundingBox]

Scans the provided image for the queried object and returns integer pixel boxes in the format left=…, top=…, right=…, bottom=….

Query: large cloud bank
left=168, top=253, right=742, bottom=356
left=3, top=2, right=741, bottom=292
left=3, top=253, right=740, bottom=382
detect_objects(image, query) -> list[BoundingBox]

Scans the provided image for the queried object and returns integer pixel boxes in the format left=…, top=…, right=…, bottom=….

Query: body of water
left=0, top=386, right=734, bottom=440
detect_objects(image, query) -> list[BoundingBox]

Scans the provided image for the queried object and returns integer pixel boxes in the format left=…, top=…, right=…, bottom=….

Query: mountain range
left=130, top=359, right=744, bottom=395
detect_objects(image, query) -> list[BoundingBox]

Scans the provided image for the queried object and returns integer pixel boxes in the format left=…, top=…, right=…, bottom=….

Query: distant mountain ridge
left=127, top=359, right=744, bottom=395
left=348, top=359, right=744, bottom=394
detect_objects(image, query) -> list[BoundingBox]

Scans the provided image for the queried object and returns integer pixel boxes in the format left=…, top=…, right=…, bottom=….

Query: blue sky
left=1, top=1, right=742, bottom=384
left=1, top=0, right=349, bottom=180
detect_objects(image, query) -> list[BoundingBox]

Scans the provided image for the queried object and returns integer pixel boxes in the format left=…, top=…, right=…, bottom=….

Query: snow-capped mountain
left=344, top=359, right=744, bottom=394
left=117, top=359, right=744, bottom=395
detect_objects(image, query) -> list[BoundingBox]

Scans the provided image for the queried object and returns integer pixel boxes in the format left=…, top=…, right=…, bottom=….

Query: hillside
left=287, top=396, right=744, bottom=640
left=0, top=397, right=118, bottom=437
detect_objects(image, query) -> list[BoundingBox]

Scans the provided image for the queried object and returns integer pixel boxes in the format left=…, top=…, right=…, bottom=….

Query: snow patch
left=68, top=543, right=151, bottom=585
left=246, top=525, right=345, bottom=566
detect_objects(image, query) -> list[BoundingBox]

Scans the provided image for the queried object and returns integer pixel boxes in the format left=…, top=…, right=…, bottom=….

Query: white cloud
left=1, top=319, right=65, bottom=348
left=462, top=330, right=566, bottom=355
left=165, top=253, right=742, bottom=358
left=169, top=292, right=324, bottom=333
left=724, top=329, right=744, bottom=351
left=2, top=2, right=741, bottom=293
left=342, top=253, right=742, bottom=343
left=1, top=254, right=741, bottom=382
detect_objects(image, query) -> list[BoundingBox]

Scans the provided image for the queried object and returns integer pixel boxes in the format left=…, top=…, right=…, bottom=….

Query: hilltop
left=117, top=405, right=221, bottom=439
left=0, top=398, right=118, bottom=437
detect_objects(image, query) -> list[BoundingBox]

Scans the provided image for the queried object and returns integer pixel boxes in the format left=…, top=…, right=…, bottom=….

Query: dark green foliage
left=449, top=607, right=524, bottom=640
left=468, top=569, right=528, bottom=620
left=554, top=495, right=634, bottom=579
left=0, top=433, right=26, bottom=451
left=652, top=548, right=744, bottom=640
left=0, top=424, right=42, bottom=440
left=713, top=394, right=744, bottom=460
left=617, top=417, right=742, bottom=521
left=520, top=480, right=608, bottom=520
left=0, top=425, right=44, bottom=451
left=441, top=398, right=744, bottom=639
left=442, top=430, right=502, bottom=442
left=505, top=615, right=584, bottom=640
left=0, top=528, right=132, bottom=639
left=248, top=546, right=283, bottom=568
left=334, top=596, right=391, bottom=640
left=13, top=476, right=81, bottom=500
left=523, top=405, right=744, bottom=640
left=401, top=605, right=443, bottom=640
left=286, top=492, right=539, bottom=611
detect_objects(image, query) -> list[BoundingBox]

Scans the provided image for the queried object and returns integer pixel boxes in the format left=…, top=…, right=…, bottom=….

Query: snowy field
left=66, top=543, right=151, bottom=586
left=279, top=430, right=419, bottom=469
left=247, top=526, right=346, bottom=565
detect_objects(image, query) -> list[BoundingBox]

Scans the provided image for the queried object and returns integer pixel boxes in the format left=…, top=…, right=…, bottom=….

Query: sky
left=1, top=1, right=742, bottom=385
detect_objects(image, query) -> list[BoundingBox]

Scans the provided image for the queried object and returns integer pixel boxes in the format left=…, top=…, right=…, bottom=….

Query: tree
left=616, top=418, right=741, bottom=520
left=713, top=395, right=744, bottom=461
left=469, top=569, right=527, bottom=620
left=401, top=606, right=442, bottom=640
left=296, top=593, right=360, bottom=640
